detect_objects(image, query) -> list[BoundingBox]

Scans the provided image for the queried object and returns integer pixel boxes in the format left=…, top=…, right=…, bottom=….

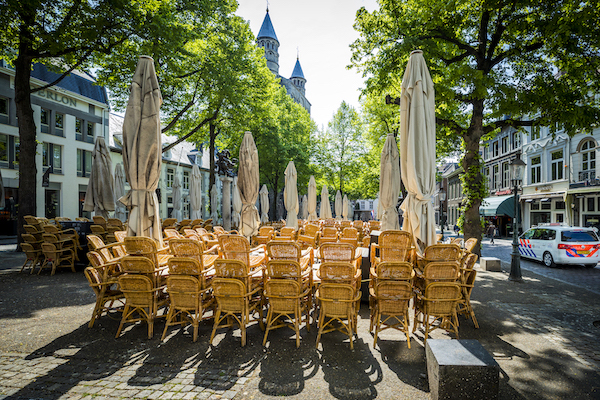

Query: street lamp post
left=509, top=155, right=527, bottom=282
left=439, top=187, right=446, bottom=241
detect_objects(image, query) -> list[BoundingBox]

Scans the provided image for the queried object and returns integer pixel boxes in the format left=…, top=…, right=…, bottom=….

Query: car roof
left=529, top=225, right=595, bottom=231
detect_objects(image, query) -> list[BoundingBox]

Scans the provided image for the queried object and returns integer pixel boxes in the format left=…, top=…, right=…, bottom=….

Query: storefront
left=520, top=192, right=567, bottom=230
left=479, top=194, right=518, bottom=237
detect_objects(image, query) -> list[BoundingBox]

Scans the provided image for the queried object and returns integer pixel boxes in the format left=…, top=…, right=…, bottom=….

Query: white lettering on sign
left=34, top=89, right=77, bottom=107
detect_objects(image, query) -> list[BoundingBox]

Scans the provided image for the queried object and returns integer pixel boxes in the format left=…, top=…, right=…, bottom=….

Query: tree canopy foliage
left=351, top=0, right=600, bottom=245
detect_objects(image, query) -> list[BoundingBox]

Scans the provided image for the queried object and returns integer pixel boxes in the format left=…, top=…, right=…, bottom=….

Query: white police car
left=519, top=224, right=600, bottom=268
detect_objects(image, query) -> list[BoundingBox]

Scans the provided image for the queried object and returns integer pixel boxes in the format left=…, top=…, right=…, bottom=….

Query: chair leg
left=210, top=308, right=222, bottom=345
left=161, top=307, right=176, bottom=341
left=262, top=307, right=273, bottom=346
left=89, top=297, right=104, bottom=328
left=315, top=308, right=325, bottom=349
left=116, top=305, right=130, bottom=338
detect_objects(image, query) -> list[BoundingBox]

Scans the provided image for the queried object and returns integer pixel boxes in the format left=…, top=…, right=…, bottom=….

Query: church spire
left=290, top=56, right=306, bottom=95
left=256, top=9, right=279, bottom=75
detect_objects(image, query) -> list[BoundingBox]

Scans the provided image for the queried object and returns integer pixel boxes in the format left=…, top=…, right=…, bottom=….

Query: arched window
left=580, top=139, right=596, bottom=174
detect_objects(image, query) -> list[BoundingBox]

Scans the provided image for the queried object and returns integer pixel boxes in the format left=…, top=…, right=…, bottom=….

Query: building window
left=501, top=136, right=508, bottom=154
left=588, top=197, right=595, bottom=212
left=484, top=167, right=490, bottom=187
left=183, top=171, right=189, bottom=190
left=40, top=108, right=49, bottom=133
left=493, top=164, right=499, bottom=189
left=483, top=146, right=488, bottom=160
left=0, top=134, right=7, bottom=166
left=531, top=201, right=540, bottom=210
left=42, top=142, right=62, bottom=174
left=581, top=140, right=596, bottom=175
left=512, top=131, right=520, bottom=149
left=0, top=97, right=9, bottom=124
left=551, top=149, right=564, bottom=181
left=531, top=156, right=541, bottom=184
left=492, top=142, right=499, bottom=157
left=77, top=149, right=92, bottom=177
left=502, top=162, right=509, bottom=188
left=14, top=136, right=19, bottom=167
left=556, top=201, right=566, bottom=210
left=167, top=168, right=174, bottom=188
left=86, top=122, right=94, bottom=143
left=75, top=118, right=83, bottom=141
left=369, top=200, right=374, bottom=209
left=531, top=125, right=541, bottom=140
left=55, top=113, right=64, bottom=137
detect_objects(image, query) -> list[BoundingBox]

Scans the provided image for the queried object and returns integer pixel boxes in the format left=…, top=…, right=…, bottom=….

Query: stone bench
left=426, top=339, right=499, bottom=400
left=480, top=257, right=502, bottom=272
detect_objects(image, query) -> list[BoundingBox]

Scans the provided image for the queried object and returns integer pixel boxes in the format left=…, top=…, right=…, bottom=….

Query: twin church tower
left=255, top=9, right=311, bottom=113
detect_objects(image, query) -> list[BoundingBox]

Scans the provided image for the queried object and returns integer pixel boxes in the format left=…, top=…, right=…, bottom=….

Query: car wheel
left=584, top=263, right=597, bottom=269
left=543, top=252, right=556, bottom=268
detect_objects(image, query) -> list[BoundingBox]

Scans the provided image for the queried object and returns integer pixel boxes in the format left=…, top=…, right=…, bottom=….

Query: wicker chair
left=413, top=282, right=462, bottom=342
left=319, top=226, right=339, bottom=245
left=195, top=227, right=219, bottom=248
left=298, top=223, right=320, bottom=249
left=84, top=266, right=124, bottom=328
left=369, top=261, right=414, bottom=331
left=275, top=227, right=297, bottom=241
left=124, top=236, right=172, bottom=268
left=417, top=243, right=462, bottom=271
left=23, top=224, right=44, bottom=241
left=319, top=242, right=361, bottom=270
left=218, top=234, right=267, bottom=272
left=20, top=242, right=43, bottom=274
left=163, top=228, right=184, bottom=243
left=190, top=219, right=204, bottom=228
left=339, top=227, right=359, bottom=248
left=169, top=238, right=218, bottom=276
left=210, top=260, right=264, bottom=347
left=318, top=261, right=362, bottom=319
left=107, top=218, right=124, bottom=231
left=113, top=230, right=127, bottom=243
left=120, top=255, right=167, bottom=287
left=87, top=250, right=122, bottom=284
left=370, top=280, right=413, bottom=348
left=266, top=241, right=313, bottom=272
left=371, top=230, right=414, bottom=268
left=40, top=242, right=76, bottom=275
left=162, top=218, right=178, bottom=229
left=451, top=237, right=464, bottom=247
left=464, top=238, right=478, bottom=253
left=315, top=283, right=361, bottom=349
left=415, top=261, right=461, bottom=292
left=254, top=226, right=275, bottom=246
left=457, top=252, right=479, bottom=328
left=161, top=273, right=212, bottom=342
left=43, top=232, right=78, bottom=260
left=116, top=274, right=168, bottom=339
left=92, top=215, right=108, bottom=229
left=213, top=226, right=239, bottom=236
left=368, top=220, right=381, bottom=232
left=263, top=279, right=310, bottom=348
left=265, top=259, right=313, bottom=326
left=87, top=234, right=125, bottom=264
left=90, top=224, right=107, bottom=242
left=43, top=224, right=81, bottom=250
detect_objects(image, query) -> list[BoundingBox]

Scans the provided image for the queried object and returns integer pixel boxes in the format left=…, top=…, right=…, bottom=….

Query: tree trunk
left=209, top=123, right=216, bottom=215
left=14, top=32, right=37, bottom=246
left=462, top=99, right=485, bottom=256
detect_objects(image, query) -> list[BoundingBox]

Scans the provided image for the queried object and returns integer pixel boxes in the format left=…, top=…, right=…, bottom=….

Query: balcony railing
left=579, top=170, right=596, bottom=182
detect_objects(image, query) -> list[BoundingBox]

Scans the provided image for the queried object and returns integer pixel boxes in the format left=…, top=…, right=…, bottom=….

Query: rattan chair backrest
left=218, top=235, right=252, bottom=265
left=191, top=219, right=204, bottom=227
left=213, top=226, right=227, bottom=236
left=84, top=266, right=103, bottom=296
left=90, top=225, right=107, bottom=236
left=423, top=243, right=461, bottom=261
left=322, top=226, right=338, bottom=238
left=460, top=252, right=478, bottom=270
left=121, top=255, right=155, bottom=274
left=24, top=225, right=42, bottom=235
left=375, top=280, right=413, bottom=303
left=170, top=238, right=204, bottom=259
left=304, top=224, right=319, bottom=236
left=318, top=283, right=355, bottom=316
left=267, top=241, right=301, bottom=260
left=124, top=236, right=160, bottom=265
left=423, top=282, right=462, bottom=315
left=22, top=233, right=41, bottom=245
left=119, top=274, right=154, bottom=307
left=93, top=215, right=107, bottom=228
left=24, top=215, right=40, bottom=225
left=114, top=231, right=127, bottom=243
left=341, top=227, right=358, bottom=239
left=168, top=257, right=202, bottom=276
left=212, top=278, right=247, bottom=312
left=319, top=261, right=356, bottom=283
left=21, top=243, right=39, bottom=259
left=167, top=275, right=201, bottom=309
left=279, top=227, right=296, bottom=238
left=378, top=230, right=413, bottom=262
left=369, top=220, right=381, bottom=231
left=376, top=261, right=413, bottom=280
left=162, top=218, right=177, bottom=228
left=423, top=261, right=460, bottom=283
left=265, top=279, right=301, bottom=313
left=320, top=242, right=355, bottom=262
left=266, top=259, right=302, bottom=280
left=214, top=258, right=250, bottom=280
left=352, top=220, right=364, bottom=229
left=87, top=234, right=106, bottom=250
left=464, top=238, right=478, bottom=253
left=183, top=229, right=201, bottom=241
left=86, top=251, right=105, bottom=269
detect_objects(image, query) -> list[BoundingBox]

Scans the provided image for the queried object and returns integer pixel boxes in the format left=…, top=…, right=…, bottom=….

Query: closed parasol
left=232, top=176, right=242, bottom=229
left=307, top=176, right=318, bottom=221
left=335, top=190, right=343, bottom=220
left=380, top=133, right=401, bottom=231
left=119, top=56, right=163, bottom=244
left=399, top=50, right=436, bottom=250
left=114, top=163, right=126, bottom=221
left=171, top=174, right=182, bottom=221
left=320, top=185, right=332, bottom=219
left=342, top=194, right=349, bottom=221
left=284, top=161, right=299, bottom=229
left=260, top=184, right=269, bottom=224
left=300, top=194, right=308, bottom=220
left=210, top=183, right=218, bottom=223
left=238, top=132, right=260, bottom=237
left=84, top=136, right=115, bottom=220
left=189, top=164, right=202, bottom=220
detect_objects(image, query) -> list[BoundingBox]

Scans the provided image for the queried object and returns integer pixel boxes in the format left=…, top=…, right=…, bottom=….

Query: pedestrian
left=487, top=223, right=496, bottom=244
left=454, top=224, right=459, bottom=235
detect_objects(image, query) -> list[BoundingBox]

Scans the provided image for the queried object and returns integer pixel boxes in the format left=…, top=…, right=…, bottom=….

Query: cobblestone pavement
left=1, top=249, right=600, bottom=400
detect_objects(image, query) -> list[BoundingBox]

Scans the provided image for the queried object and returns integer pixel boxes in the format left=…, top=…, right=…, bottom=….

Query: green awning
left=479, top=195, right=517, bottom=217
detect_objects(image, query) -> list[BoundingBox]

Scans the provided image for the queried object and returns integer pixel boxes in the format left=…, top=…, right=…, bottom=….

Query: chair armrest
left=204, top=244, right=220, bottom=255
left=250, top=244, right=266, bottom=253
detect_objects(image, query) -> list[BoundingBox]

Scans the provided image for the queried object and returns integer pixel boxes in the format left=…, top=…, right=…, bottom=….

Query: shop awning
left=479, top=195, right=516, bottom=217
left=519, top=192, right=566, bottom=200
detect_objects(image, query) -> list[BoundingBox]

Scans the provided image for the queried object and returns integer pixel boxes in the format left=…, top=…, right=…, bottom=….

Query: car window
left=532, top=229, right=544, bottom=240
left=561, top=230, right=599, bottom=242
left=547, top=229, right=556, bottom=240
left=522, top=229, right=535, bottom=239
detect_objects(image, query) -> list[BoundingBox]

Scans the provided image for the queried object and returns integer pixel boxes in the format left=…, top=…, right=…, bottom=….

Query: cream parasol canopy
left=260, top=184, right=269, bottom=224
left=83, top=136, right=115, bottom=220
left=119, top=56, right=163, bottom=243
left=342, top=194, right=349, bottom=221
left=114, top=163, right=126, bottom=222
left=189, top=164, right=202, bottom=220
left=320, top=185, right=332, bottom=219
left=380, top=133, right=401, bottom=230
left=232, top=176, right=242, bottom=229
left=335, top=190, right=343, bottom=220
left=171, top=174, right=182, bottom=221
left=399, top=50, right=436, bottom=250
left=307, top=176, right=318, bottom=221
left=238, top=131, right=260, bottom=237
left=284, top=161, right=299, bottom=229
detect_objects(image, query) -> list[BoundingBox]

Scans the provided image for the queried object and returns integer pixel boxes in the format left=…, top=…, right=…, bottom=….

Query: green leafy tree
left=314, top=101, right=365, bottom=196
left=351, top=0, right=600, bottom=248
left=0, top=0, right=232, bottom=238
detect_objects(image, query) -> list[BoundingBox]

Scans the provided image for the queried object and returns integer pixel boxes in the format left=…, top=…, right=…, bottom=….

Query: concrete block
left=426, top=339, right=499, bottom=400
left=480, top=257, right=502, bottom=272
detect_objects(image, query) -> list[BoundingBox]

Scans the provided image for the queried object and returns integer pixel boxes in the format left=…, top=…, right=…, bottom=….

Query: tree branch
left=29, top=48, right=94, bottom=93
left=436, top=117, right=465, bottom=136
left=162, top=105, right=221, bottom=153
